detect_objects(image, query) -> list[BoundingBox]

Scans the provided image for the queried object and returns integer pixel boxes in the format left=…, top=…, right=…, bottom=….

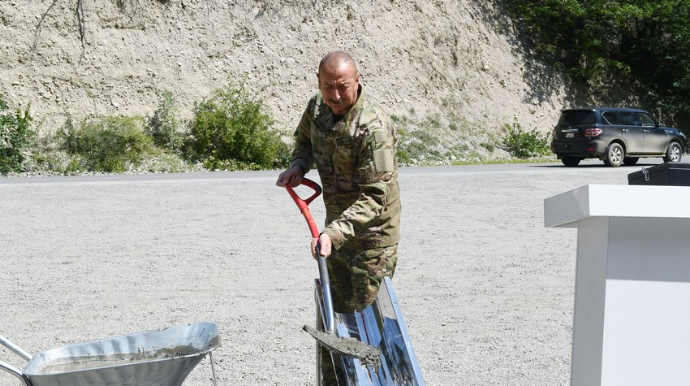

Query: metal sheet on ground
left=316, top=277, right=425, bottom=386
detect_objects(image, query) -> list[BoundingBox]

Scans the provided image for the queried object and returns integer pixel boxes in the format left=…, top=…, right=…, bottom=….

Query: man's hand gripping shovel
left=284, top=178, right=381, bottom=368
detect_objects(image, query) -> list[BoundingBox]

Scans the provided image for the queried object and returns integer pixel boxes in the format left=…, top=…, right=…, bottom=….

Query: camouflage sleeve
left=323, top=114, right=397, bottom=250
left=290, top=102, right=315, bottom=175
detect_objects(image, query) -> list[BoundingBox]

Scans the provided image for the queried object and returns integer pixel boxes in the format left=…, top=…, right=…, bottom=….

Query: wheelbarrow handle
left=0, top=335, right=32, bottom=386
left=0, top=336, right=32, bottom=361
left=0, top=360, right=25, bottom=383
left=283, top=178, right=336, bottom=333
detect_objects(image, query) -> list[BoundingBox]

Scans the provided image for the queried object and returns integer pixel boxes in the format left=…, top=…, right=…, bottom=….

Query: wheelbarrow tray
left=316, top=277, right=425, bottom=386
left=3, top=322, right=220, bottom=386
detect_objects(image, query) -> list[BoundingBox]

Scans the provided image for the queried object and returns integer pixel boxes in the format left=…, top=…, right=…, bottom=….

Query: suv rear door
left=604, top=110, right=644, bottom=154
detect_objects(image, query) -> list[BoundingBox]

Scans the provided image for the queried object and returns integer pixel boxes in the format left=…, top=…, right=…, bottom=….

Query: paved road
left=0, top=156, right=675, bottom=184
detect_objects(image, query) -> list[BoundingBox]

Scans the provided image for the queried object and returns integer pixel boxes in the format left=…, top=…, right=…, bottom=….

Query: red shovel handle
left=284, top=178, right=322, bottom=239
left=284, top=178, right=337, bottom=332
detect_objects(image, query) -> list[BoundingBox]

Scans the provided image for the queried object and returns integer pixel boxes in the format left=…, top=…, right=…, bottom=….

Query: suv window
left=637, top=113, right=656, bottom=127
left=618, top=112, right=638, bottom=126
left=558, top=110, right=597, bottom=125
left=601, top=111, right=618, bottom=125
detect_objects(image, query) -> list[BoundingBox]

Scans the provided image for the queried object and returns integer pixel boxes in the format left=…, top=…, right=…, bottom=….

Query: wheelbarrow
left=0, top=322, right=220, bottom=386
left=284, top=178, right=425, bottom=386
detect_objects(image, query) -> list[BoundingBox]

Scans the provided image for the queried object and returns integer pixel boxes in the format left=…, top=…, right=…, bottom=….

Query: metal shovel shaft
left=316, top=247, right=336, bottom=333
left=311, top=245, right=381, bottom=368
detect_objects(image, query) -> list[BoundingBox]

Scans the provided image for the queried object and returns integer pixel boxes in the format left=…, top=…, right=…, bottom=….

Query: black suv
left=550, top=107, right=688, bottom=167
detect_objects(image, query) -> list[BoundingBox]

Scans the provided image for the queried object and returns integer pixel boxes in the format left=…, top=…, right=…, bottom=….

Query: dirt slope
left=1, top=0, right=572, bottom=152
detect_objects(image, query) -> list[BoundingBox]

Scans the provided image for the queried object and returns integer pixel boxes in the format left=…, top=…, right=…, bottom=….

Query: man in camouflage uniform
left=276, top=51, right=400, bottom=386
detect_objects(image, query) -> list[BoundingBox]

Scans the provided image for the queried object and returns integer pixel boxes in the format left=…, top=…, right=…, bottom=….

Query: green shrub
left=187, top=82, right=290, bottom=170
left=25, top=146, right=83, bottom=176
left=0, top=98, right=33, bottom=173
left=60, top=115, right=156, bottom=172
left=502, top=122, right=550, bottom=159
left=480, top=141, right=495, bottom=152
left=148, top=91, right=184, bottom=152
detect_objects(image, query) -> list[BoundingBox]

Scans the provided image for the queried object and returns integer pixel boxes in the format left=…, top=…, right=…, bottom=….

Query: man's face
left=317, top=61, right=360, bottom=117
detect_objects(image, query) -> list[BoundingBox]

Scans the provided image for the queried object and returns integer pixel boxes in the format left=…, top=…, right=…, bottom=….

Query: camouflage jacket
left=291, top=86, right=401, bottom=251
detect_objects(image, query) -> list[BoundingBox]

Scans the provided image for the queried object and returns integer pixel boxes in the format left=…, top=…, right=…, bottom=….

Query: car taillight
left=552, top=128, right=558, bottom=138
left=584, top=128, right=602, bottom=137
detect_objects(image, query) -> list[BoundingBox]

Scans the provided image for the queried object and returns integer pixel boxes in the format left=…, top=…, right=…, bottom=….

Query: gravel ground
left=0, top=162, right=659, bottom=385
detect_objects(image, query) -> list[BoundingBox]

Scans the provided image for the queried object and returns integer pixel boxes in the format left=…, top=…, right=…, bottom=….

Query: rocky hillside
left=1, top=0, right=597, bottom=158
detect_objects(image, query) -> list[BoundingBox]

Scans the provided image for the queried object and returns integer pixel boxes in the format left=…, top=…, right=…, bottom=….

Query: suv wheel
left=663, top=142, right=682, bottom=163
left=604, top=143, right=624, bottom=167
left=623, top=157, right=639, bottom=166
left=561, top=156, right=581, bottom=167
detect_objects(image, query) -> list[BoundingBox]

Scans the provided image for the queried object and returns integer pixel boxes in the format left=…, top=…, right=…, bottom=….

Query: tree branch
left=75, top=0, right=86, bottom=66
left=31, top=0, right=60, bottom=60
left=33, top=0, right=88, bottom=66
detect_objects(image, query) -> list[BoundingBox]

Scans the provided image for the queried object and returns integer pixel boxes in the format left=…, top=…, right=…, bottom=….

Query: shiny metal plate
left=316, top=277, right=425, bottom=386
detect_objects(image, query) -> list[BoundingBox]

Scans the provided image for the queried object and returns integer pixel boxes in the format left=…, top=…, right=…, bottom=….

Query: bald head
left=317, top=51, right=361, bottom=117
left=318, top=51, right=358, bottom=75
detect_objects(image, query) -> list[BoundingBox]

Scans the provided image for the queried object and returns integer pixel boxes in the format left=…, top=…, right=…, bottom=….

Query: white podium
left=544, top=185, right=690, bottom=386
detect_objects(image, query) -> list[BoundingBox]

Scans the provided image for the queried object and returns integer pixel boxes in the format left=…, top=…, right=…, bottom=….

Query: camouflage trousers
left=319, top=244, right=398, bottom=386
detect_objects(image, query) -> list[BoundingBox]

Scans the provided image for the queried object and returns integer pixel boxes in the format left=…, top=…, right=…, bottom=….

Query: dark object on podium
left=628, top=163, right=690, bottom=186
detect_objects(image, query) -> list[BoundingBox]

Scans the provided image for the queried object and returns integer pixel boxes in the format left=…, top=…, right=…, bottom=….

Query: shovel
left=283, top=178, right=381, bottom=368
